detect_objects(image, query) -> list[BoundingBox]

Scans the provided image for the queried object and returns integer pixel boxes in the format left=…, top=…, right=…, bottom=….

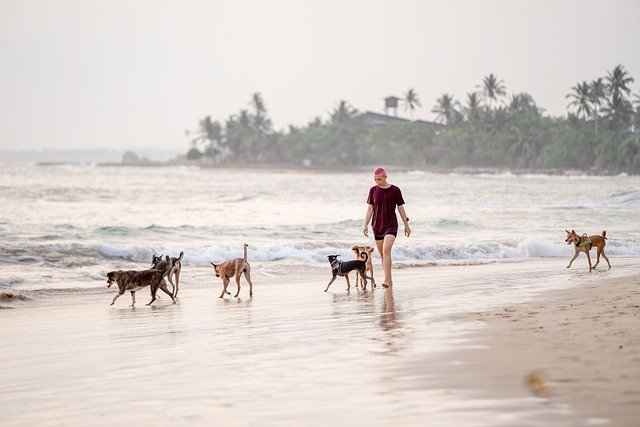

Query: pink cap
left=373, top=167, right=387, bottom=177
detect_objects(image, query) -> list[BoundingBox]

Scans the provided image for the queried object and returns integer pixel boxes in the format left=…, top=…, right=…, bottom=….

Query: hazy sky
left=1, top=0, right=639, bottom=152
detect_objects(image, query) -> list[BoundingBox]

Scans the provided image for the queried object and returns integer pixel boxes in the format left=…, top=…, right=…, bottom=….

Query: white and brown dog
left=211, top=243, right=254, bottom=298
left=565, top=229, right=611, bottom=272
left=350, top=244, right=376, bottom=289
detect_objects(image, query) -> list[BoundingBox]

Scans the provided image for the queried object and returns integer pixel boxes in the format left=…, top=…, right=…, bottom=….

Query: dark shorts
left=374, top=232, right=397, bottom=241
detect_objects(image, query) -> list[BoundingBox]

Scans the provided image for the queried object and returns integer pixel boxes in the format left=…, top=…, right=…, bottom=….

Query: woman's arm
left=363, top=204, right=374, bottom=236
left=398, top=205, right=411, bottom=237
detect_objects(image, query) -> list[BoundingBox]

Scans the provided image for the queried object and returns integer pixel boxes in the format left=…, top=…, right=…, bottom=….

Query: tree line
left=186, top=64, right=640, bottom=174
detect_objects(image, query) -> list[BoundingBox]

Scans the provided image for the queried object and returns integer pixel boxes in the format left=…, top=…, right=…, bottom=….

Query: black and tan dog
left=350, top=244, right=376, bottom=289
left=324, top=253, right=374, bottom=292
left=150, top=251, right=184, bottom=297
left=107, top=255, right=176, bottom=307
left=211, top=243, right=253, bottom=298
left=565, top=229, right=611, bottom=272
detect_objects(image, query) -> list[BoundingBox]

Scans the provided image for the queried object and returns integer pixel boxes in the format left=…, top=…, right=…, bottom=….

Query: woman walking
left=362, top=167, right=411, bottom=288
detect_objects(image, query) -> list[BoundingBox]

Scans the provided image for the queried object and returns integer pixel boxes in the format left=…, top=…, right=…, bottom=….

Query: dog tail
left=361, top=252, right=369, bottom=263
left=243, top=243, right=248, bottom=262
left=602, top=230, right=607, bottom=240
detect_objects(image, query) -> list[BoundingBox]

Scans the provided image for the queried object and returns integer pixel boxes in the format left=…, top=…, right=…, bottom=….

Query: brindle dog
left=150, top=251, right=184, bottom=297
left=565, top=229, right=611, bottom=272
left=211, top=243, right=253, bottom=298
left=107, top=255, right=176, bottom=307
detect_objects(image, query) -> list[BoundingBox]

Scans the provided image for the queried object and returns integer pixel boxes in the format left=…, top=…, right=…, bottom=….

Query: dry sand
left=1, top=262, right=639, bottom=426
left=415, top=274, right=640, bottom=426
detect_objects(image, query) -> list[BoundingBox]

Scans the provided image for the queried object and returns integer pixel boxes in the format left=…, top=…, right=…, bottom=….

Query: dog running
left=350, top=244, right=376, bottom=289
left=324, top=253, right=374, bottom=292
left=107, top=255, right=176, bottom=307
left=211, top=243, right=254, bottom=298
left=565, top=229, right=611, bottom=272
left=150, top=251, right=184, bottom=297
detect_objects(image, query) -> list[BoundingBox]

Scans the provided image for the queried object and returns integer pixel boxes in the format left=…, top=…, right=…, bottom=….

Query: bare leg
left=381, top=234, right=396, bottom=287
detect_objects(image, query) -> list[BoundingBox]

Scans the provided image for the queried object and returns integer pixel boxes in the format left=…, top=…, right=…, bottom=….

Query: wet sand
left=1, top=260, right=639, bottom=426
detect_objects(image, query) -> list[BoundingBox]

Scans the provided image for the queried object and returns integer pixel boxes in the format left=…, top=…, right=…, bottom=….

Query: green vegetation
left=186, top=65, right=640, bottom=174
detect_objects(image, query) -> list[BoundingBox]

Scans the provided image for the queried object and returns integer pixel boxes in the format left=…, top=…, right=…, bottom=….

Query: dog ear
left=210, top=262, right=216, bottom=267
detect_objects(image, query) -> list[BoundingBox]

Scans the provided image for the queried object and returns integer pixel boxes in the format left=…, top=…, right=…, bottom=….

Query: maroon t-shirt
left=367, top=184, right=405, bottom=237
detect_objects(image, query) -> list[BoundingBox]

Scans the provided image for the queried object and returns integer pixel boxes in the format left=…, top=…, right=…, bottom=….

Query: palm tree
left=589, top=78, right=606, bottom=136
left=566, top=82, right=592, bottom=119
left=463, top=92, right=481, bottom=122
left=480, top=73, right=506, bottom=109
left=330, top=100, right=357, bottom=128
left=403, top=88, right=422, bottom=120
left=247, top=93, right=272, bottom=162
left=192, top=116, right=223, bottom=159
left=432, top=94, right=461, bottom=125
left=606, top=64, right=634, bottom=98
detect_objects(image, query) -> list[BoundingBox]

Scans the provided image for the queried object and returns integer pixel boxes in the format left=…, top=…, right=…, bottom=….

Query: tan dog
left=350, top=244, right=376, bottom=289
left=565, top=229, right=611, bottom=272
left=211, top=243, right=254, bottom=298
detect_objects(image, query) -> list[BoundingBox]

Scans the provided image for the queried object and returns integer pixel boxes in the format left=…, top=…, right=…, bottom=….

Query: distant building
left=356, top=111, right=446, bottom=133
left=384, top=96, right=401, bottom=116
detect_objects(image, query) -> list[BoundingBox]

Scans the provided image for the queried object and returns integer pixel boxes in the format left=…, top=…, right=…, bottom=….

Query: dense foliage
left=186, top=65, right=640, bottom=174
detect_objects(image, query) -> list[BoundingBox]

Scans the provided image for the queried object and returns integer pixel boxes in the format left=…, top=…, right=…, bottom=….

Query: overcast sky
left=1, top=0, right=639, bottom=152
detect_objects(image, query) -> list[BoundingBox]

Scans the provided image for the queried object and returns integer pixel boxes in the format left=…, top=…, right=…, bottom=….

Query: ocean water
left=2, top=163, right=640, bottom=426
left=1, top=163, right=639, bottom=292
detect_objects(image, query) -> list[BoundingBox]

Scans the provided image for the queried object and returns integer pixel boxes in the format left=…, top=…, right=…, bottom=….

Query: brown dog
left=211, top=243, right=254, bottom=298
left=107, top=255, right=176, bottom=307
left=350, top=244, right=376, bottom=289
left=565, top=229, right=611, bottom=272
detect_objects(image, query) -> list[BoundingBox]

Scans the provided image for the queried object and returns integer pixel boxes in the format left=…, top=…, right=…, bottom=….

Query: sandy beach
left=2, top=258, right=639, bottom=426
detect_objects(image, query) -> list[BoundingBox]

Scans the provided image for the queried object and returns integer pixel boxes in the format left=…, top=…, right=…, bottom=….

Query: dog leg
left=233, top=270, right=242, bottom=298
left=593, top=248, right=601, bottom=269
left=158, top=282, right=176, bottom=303
left=602, top=250, right=612, bottom=269
left=344, top=273, right=351, bottom=291
left=146, top=286, right=157, bottom=306
left=130, top=291, right=136, bottom=307
left=585, top=250, right=593, bottom=272
left=173, top=269, right=180, bottom=298
left=243, top=267, right=253, bottom=297
left=324, top=275, right=337, bottom=292
left=166, top=273, right=175, bottom=296
left=111, top=292, right=123, bottom=306
left=566, top=249, right=580, bottom=268
left=219, top=278, right=230, bottom=298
